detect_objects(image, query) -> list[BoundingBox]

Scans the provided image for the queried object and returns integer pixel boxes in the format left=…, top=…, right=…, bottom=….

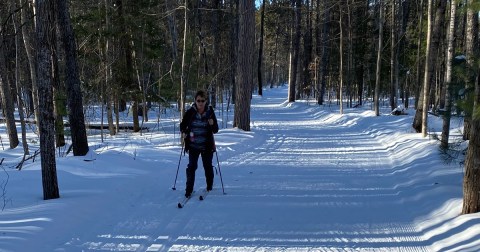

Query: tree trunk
left=233, top=0, right=255, bottom=131
left=230, top=0, right=238, bottom=106
left=52, top=40, right=66, bottom=147
left=441, top=0, right=456, bottom=149
left=270, top=31, right=279, bottom=88
left=339, top=2, right=344, bottom=114
left=115, top=98, right=120, bottom=133
left=257, top=0, right=266, bottom=96
left=35, top=0, right=60, bottom=200
left=132, top=99, right=140, bottom=132
left=413, top=1, right=425, bottom=109
left=463, top=0, right=479, bottom=140
left=347, top=0, right=353, bottom=108
left=390, top=0, right=398, bottom=110
left=462, top=55, right=480, bottom=214
left=0, top=22, right=20, bottom=149
left=196, top=2, right=209, bottom=81
left=288, top=0, right=301, bottom=102
left=417, top=0, right=435, bottom=135
left=418, top=0, right=446, bottom=137
left=399, top=0, right=410, bottom=109
left=12, top=7, right=29, bottom=155
left=211, top=0, right=221, bottom=107
left=107, top=92, right=115, bottom=135
left=20, top=0, right=41, bottom=126
left=56, top=0, right=89, bottom=155
left=318, top=0, right=330, bottom=105
left=104, top=0, right=115, bottom=136
left=165, top=0, right=178, bottom=60
left=374, top=0, right=384, bottom=116
left=302, top=0, right=313, bottom=99
left=180, top=0, right=188, bottom=118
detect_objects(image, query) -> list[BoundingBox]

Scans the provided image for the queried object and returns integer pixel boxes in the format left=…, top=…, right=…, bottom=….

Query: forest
left=0, top=1, right=479, bottom=213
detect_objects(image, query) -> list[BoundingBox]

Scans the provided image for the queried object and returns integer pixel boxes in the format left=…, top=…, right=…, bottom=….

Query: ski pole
left=172, top=144, right=184, bottom=190
left=215, top=151, right=226, bottom=194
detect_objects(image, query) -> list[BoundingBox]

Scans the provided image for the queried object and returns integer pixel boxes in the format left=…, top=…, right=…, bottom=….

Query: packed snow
left=1, top=86, right=479, bottom=252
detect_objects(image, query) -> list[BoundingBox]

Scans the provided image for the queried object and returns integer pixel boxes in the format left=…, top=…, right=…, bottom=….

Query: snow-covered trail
left=2, top=87, right=472, bottom=252
left=197, top=90, right=433, bottom=251
left=134, top=89, right=446, bottom=251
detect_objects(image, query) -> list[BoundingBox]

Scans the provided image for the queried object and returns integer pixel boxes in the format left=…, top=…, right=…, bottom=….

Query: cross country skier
left=180, top=90, right=219, bottom=198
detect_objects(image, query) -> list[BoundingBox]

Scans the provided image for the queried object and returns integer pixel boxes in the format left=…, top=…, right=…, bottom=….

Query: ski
left=199, top=189, right=210, bottom=201
left=177, top=191, right=195, bottom=208
left=177, top=189, right=210, bottom=208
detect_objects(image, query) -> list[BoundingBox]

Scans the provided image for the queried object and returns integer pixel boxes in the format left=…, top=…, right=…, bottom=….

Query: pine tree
left=234, top=0, right=255, bottom=131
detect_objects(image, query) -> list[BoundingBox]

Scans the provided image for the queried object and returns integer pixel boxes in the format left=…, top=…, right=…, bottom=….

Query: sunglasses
left=196, top=99, right=206, bottom=103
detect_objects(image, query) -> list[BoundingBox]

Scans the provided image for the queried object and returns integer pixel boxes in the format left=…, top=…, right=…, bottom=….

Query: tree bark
left=211, top=0, right=221, bottom=107
left=104, top=0, right=115, bottom=136
left=12, top=6, right=29, bottom=155
left=35, top=0, right=60, bottom=200
left=302, top=0, right=313, bottom=99
left=413, top=0, right=446, bottom=135
left=417, top=0, right=435, bottom=135
left=462, top=52, right=480, bottom=214
left=420, top=0, right=446, bottom=137
left=288, top=0, right=301, bottom=102
left=441, top=0, right=456, bottom=149
left=461, top=0, right=480, bottom=214
left=233, top=0, right=255, bottom=131
left=20, top=0, right=41, bottom=126
left=318, top=0, right=330, bottom=105
left=374, top=0, right=384, bottom=116
left=0, top=14, right=20, bottom=149
left=56, top=0, right=89, bottom=155
left=165, top=0, right=178, bottom=60
left=257, top=0, right=266, bottom=96
left=463, top=0, right=479, bottom=140
left=390, top=0, right=398, bottom=110
left=0, top=49, right=20, bottom=149
left=339, top=2, right=344, bottom=114
left=346, top=0, right=353, bottom=108
left=51, top=38, right=66, bottom=148
left=180, top=0, right=188, bottom=118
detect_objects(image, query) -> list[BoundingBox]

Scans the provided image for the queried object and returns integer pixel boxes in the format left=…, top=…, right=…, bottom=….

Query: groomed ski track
left=12, top=87, right=473, bottom=252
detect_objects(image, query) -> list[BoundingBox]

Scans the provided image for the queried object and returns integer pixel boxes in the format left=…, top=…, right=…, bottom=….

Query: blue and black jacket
left=180, top=103, right=219, bottom=153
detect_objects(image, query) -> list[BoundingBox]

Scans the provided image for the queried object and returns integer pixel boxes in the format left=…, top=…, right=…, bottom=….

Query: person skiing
left=180, top=90, right=219, bottom=198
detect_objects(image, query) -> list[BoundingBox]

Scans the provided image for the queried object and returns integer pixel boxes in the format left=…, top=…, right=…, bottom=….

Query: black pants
left=185, top=148, right=214, bottom=194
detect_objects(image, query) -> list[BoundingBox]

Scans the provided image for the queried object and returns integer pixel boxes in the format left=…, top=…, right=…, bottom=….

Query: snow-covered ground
left=0, top=86, right=478, bottom=252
